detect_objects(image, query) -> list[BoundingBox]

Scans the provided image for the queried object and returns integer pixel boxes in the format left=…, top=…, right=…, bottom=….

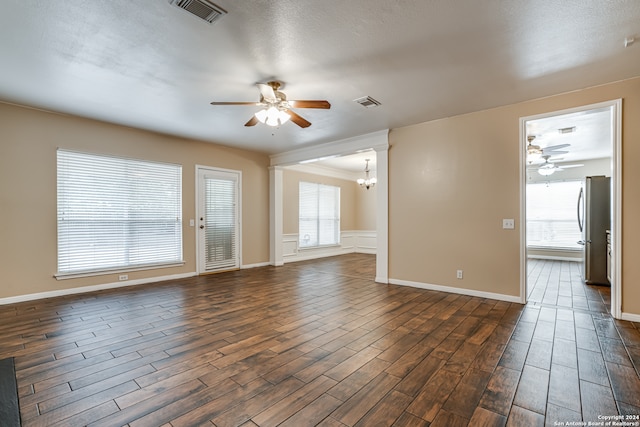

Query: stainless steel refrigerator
left=577, top=176, right=611, bottom=285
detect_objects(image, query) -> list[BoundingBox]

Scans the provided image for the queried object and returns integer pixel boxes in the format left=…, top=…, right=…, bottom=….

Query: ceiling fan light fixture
left=211, top=80, right=329, bottom=128
left=538, top=167, right=555, bottom=176
left=255, top=106, right=291, bottom=127
left=254, top=109, right=268, bottom=123
left=527, top=150, right=542, bottom=162
left=277, top=109, right=291, bottom=125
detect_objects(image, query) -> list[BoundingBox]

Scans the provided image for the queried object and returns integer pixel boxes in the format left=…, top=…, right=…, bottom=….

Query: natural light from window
left=57, top=150, right=183, bottom=276
left=299, top=181, right=340, bottom=248
left=527, top=180, right=582, bottom=249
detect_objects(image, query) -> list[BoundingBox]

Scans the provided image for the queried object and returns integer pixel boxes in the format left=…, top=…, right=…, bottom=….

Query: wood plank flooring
left=1, top=254, right=639, bottom=426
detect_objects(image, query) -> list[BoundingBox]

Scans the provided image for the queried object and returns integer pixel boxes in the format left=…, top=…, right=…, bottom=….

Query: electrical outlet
left=503, top=219, right=515, bottom=229
left=118, top=274, right=128, bottom=281
left=456, top=270, right=463, bottom=279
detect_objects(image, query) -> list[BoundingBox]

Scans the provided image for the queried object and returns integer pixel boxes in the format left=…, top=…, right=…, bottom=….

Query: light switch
left=503, top=219, right=515, bottom=229
left=189, top=219, right=195, bottom=227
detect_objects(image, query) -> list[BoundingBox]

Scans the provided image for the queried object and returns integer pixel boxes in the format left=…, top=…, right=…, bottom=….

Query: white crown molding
left=284, top=163, right=359, bottom=181
left=270, top=129, right=389, bottom=166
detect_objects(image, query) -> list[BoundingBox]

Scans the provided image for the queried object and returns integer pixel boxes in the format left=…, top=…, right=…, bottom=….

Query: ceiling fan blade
left=210, top=101, right=260, bottom=106
left=257, top=83, right=277, bottom=103
left=244, top=116, right=259, bottom=127
left=288, top=110, right=312, bottom=128
left=289, top=100, right=331, bottom=109
left=544, top=150, right=568, bottom=155
left=543, top=143, right=570, bottom=151
left=559, top=164, right=584, bottom=169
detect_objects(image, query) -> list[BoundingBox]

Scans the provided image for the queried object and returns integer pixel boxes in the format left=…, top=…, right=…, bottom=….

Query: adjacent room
left=1, top=1, right=640, bottom=426
left=525, top=105, right=614, bottom=309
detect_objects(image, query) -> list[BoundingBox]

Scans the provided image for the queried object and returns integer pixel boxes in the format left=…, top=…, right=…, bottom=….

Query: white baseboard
left=358, top=247, right=377, bottom=255
left=285, top=247, right=354, bottom=263
left=621, top=312, right=640, bottom=322
left=241, top=262, right=271, bottom=269
left=389, top=278, right=523, bottom=304
left=0, top=272, right=197, bottom=306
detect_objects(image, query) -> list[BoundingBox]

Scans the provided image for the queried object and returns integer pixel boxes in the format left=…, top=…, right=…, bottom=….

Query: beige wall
left=0, top=103, right=270, bottom=299
left=389, top=76, right=640, bottom=315
left=282, top=169, right=358, bottom=234
left=356, top=183, right=377, bottom=231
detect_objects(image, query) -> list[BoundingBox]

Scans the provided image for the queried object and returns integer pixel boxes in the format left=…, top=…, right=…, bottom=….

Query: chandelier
left=357, top=159, right=377, bottom=189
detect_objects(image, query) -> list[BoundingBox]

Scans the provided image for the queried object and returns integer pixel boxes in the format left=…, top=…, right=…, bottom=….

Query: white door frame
left=195, top=165, right=242, bottom=274
left=519, top=99, right=622, bottom=318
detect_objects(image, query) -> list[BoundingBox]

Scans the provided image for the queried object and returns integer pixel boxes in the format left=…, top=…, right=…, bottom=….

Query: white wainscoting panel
left=355, top=231, right=377, bottom=254
left=282, top=231, right=377, bottom=263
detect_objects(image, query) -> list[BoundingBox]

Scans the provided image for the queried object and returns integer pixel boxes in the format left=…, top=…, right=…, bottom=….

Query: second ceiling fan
left=526, top=135, right=569, bottom=163
left=530, top=155, right=584, bottom=176
left=210, top=81, right=330, bottom=128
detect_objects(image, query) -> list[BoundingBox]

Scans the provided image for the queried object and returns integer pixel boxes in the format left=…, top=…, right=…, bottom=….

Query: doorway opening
left=520, top=100, right=621, bottom=317
left=268, top=130, right=389, bottom=283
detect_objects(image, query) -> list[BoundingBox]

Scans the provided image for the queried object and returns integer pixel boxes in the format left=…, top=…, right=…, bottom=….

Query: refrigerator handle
left=577, top=187, right=584, bottom=233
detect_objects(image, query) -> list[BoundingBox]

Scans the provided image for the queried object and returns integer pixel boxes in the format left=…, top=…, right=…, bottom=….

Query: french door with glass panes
left=197, top=166, right=241, bottom=273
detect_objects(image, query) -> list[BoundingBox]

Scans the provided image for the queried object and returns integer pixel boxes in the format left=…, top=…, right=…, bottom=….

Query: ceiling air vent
left=354, top=96, right=381, bottom=108
left=170, top=0, right=227, bottom=24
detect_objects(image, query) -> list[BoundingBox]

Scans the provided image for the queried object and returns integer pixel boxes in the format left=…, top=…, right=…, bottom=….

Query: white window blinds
left=299, top=181, right=340, bottom=248
left=527, top=180, right=582, bottom=249
left=202, top=174, right=238, bottom=271
left=57, top=149, right=183, bottom=276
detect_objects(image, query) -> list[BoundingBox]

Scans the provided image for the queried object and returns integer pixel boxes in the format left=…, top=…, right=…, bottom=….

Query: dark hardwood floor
left=1, top=254, right=639, bottom=426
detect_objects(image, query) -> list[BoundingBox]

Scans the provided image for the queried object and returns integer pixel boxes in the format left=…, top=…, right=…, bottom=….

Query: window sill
left=54, top=261, right=186, bottom=280
left=527, top=246, right=582, bottom=252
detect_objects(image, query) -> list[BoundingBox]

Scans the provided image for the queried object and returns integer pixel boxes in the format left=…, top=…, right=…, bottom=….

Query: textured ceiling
left=0, top=0, right=638, bottom=155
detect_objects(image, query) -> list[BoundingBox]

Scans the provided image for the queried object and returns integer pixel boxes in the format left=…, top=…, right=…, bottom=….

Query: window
left=299, top=181, right=340, bottom=248
left=57, top=149, right=183, bottom=276
left=526, top=180, right=582, bottom=249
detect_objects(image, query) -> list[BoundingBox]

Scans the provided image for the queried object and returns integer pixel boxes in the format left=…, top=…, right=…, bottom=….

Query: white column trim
left=374, top=145, right=389, bottom=284
left=269, top=166, right=284, bottom=266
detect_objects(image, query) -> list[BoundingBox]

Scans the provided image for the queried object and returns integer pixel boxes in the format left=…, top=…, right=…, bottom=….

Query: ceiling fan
left=210, top=81, right=331, bottom=128
left=526, top=135, right=570, bottom=162
left=530, top=155, right=584, bottom=176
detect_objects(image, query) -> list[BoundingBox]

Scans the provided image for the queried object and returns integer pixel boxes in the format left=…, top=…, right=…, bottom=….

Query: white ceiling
left=526, top=106, right=613, bottom=164
left=1, top=0, right=639, bottom=156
